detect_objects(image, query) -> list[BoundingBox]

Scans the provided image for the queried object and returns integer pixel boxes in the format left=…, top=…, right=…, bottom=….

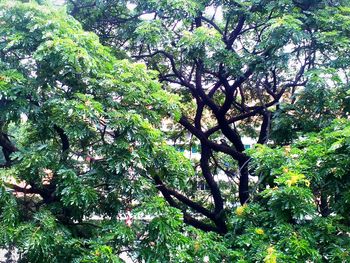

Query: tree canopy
left=69, top=0, right=350, bottom=231
left=0, top=1, right=192, bottom=261
left=0, top=0, right=349, bottom=262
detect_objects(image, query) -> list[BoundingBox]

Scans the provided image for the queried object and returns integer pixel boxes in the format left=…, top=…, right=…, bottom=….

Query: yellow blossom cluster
left=235, top=204, right=247, bottom=216
left=284, top=171, right=310, bottom=188
left=264, top=246, right=277, bottom=263
left=194, top=242, right=200, bottom=252
left=255, top=228, right=265, bottom=235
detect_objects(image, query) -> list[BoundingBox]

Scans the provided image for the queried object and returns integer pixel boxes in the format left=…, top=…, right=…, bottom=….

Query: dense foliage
left=69, top=0, right=350, bottom=214
left=0, top=1, right=349, bottom=262
left=0, top=1, right=191, bottom=261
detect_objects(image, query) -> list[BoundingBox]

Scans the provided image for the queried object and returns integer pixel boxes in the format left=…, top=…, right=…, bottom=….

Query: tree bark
left=238, top=157, right=250, bottom=205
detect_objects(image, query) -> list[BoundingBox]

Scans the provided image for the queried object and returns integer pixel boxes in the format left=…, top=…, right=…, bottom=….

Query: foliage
left=242, top=119, right=350, bottom=262
left=0, top=1, right=349, bottom=262
left=69, top=0, right=350, bottom=210
left=0, top=1, right=192, bottom=261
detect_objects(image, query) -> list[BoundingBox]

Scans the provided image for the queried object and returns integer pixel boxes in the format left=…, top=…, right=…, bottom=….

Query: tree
left=247, top=118, right=350, bottom=262
left=0, top=1, right=198, bottom=261
left=1, top=1, right=350, bottom=262
left=69, top=0, right=350, bottom=232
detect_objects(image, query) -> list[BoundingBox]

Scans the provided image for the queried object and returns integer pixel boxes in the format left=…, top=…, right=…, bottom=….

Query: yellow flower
left=284, top=146, right=291, bottom=154
left=267, top=246, right=275, bottom=254
left=194, top=242, right=200, bottom=252
left=305, top=180, right=310, bottom=187
left=285, top=172, right=305, bottom=187
left=235, top=204, right=247, bottom=216
left=264, top=254, right=277, bottom=263
left=264, top=246, right=277, bottom=263
left=290, top=175, right=299, bottom=184
left=255, top=228, right=265, bottom=235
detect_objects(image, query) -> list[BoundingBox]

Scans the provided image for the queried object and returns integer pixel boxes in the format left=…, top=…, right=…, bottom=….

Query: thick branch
left=257, top=110, right=271, bottom=144
left=194, top=62, right=220, bottom=113
left=179, top=116, right=245, bottom=160
left=200, top=144, right=224, bottom=215
left=4, top=183, right=42, bottom=195
left=226, top=15, right=245, bottom=48
left=53, top=125, right=70, bottom=153
left=0, top=131, right=18, bottom=165
left=154, top=175, right=215, bottom=220
left=154, top=176, right=220, bottom=233
left=205, top=109, right=264, bottom=136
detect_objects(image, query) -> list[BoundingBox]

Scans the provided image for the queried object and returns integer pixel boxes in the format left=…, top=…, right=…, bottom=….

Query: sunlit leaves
left=0, top=1, right=187, bottom=260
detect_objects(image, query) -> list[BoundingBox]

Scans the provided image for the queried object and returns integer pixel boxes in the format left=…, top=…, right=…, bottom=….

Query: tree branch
left=179, top=116, right=245, bottom=160
left=226, top=15, right=245, bottom=49
left=0, top=131, right=18, bottom=165
left=53, top=125, right=70, bottom=153
left=154, top=176, right=221, bottom=233
left=154, top=175, right=215, bottom=220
